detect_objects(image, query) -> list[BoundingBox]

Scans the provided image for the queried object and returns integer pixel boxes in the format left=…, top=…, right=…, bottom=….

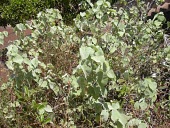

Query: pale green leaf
left=6, top=60, right=14, bottom=70
left=134, top=99, right=147, bottom=110
left=111, top=102, right=120, bottom=110
left=80, top=12, right=86, bottom=17
left=0, top=38, right=4, bottom=45
left=95, top=46, right=104, bottom=56
left=13, top=54, right=23, bottom=64
left=110, top=46, right=117, bottom=53
left=127, top=118, right=141, bottom=127
left=80, top=46, right=94, bottom=60
left=101, top=110, right=109, bottom=122
left=3, top=31, right=8, bottom=37
left=91, top=55, right=105, bottom=63
left=107, top=70, right=116, bottom=79
left=96, top=11, right=103, bottom=19
left=50, top=26, right=57, bottom=34
left=5, top=115, right=13, bottom=119
left=92, top=37, right=97, bottom=44
left=48, top=80, right=59, bottom=95
left=134, top=101, right=140, bottom=110
left=40, top=80, right=48, bottom=88
left=31, top=58, right=39, bottom=68
left=118, top=31, right=125, bottom=37
left=16, top=23, right=26, bottom=31
left=80, top=63, right=92, bottom=78
left=111, top=109, right=120, bottom=122
left=138, top=123, right=148, bottom=128
left=139, top=100, right=147, bottom=110
left=0, top=32, right=4, bottom=45
left=118, top=113, right=129, bottom=128
left=96, top=0, right=103, bottom=6
left=45, top=105, right=53, bottom=112
left=148, top=81, right=157, bottom=91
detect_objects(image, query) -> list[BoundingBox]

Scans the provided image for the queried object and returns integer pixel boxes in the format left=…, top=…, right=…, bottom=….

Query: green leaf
left=96, top=0, right=103, bottom=6
left=101, top=110, right=109, bottom=122
left=118, top=31, right=125, bottom=37
left=80, top=46, right=94, bottom=60
left=111, top=108, right=129, bottom=127
left=111, top=109, right=120, bottom=122
left=42, top=118, right=51, bottom=125
left=45, top=105, right=53, bottom=112
left=111, top=102, right=120, bottom=110
left=96, top=11, right=103, bottom=19
left=87, top=86, right=95, bottom=96
left=138, top=123, right=148, bottom=128
left=3, top=31, right=8, bottom=37
left=110, top=46, right=117, bottom=53
left=118, top=114, right=129, bottom=128
left=50, top=26, right=57, bottom=34
left=16, top=23, right=26, bottom=31
left=154, top=20, right=162, bottom=28
left=139, top=100, right=147, bottom=110
left=77, top=76, right=87, bottom=95
left=80, top=63, right=92, bottom=79
left=0, top=31, right=8, bottom=45
left=40, top=80, right=48, bottom=88
left=0, top=33, right=4, bottom=45
left=134, top=99, right=147, bottom=110
left=5, top=115, right=13, bottom=119
left=80, top=12, right=86, bottom=17
left=107, top=70, right=116, bottom=79
left=31, top=58, right=39, bottom=68
left=13, top=54, right=23, bottom=64
left=94, top=103, right=102, bottom=113
left=95, top=46, right=104, bottom=56
left=148, top=81, right=157, bottom=91
left=48, top=80, right=59, bottom=95
left=39, top=108, right=45, bottom=115
left=127, top=118, right=141, bottom=127
left=92, top=37, right=97, bottom=44
left=88, top=85, right=101, bottom=100
left=91, top=55, right=105, bottom=63
left=86, top=0, right=93, bottom=7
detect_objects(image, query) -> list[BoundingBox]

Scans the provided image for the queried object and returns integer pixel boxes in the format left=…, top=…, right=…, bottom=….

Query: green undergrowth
left=0, top=0, right=169, bottom=127
left=0, top=0, right=120, bottom=27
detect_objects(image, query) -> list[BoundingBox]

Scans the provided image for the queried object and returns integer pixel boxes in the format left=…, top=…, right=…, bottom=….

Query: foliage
left=56, top=0, right=118, bottom=23
left=0, top=0, right=56, bottom=27
left=0, top=0, right=119, bottom=26
left=0, top=0, right=170, bottom=127
left=0, top=0, right=92, bottom=26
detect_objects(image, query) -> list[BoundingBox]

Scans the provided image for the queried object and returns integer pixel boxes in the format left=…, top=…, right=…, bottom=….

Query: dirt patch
left=0, top=26, right=32, bottom=50
left=0, top=62, right=9, bottom=86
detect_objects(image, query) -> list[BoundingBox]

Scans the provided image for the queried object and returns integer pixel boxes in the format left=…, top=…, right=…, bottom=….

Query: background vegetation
left=0, top=0, right=169, bottom=127
left=0, top=0, right=55, bottom=26
left=0, top=0, right=120, bottom=26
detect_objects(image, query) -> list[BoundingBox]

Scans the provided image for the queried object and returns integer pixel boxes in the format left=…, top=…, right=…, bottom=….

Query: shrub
left=0, top=0, right=169, bottom=127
